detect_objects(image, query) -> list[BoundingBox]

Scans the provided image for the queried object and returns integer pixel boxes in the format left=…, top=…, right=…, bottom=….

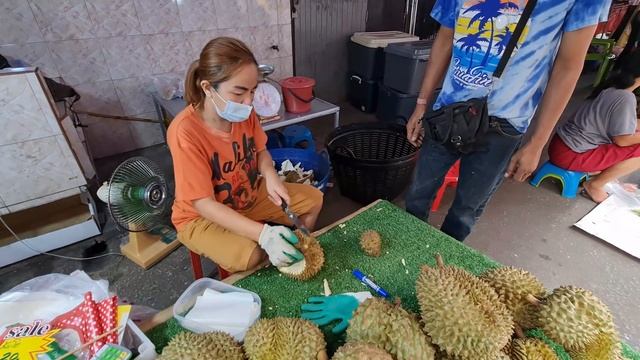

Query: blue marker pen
left=352, top=269, right=390, bottom=298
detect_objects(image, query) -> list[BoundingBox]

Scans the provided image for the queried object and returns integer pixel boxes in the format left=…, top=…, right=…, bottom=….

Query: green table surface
left=147, top=201, right=639, bottom=358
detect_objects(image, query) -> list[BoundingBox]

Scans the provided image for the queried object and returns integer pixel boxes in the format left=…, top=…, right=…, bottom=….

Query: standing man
left=405, top=0, right=612, bottom=241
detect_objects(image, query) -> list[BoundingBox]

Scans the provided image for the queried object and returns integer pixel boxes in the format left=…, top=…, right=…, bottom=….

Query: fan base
left=121, top=230, right=181, bottom=269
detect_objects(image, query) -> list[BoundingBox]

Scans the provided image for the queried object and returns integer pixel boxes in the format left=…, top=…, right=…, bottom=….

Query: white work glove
left=258, top=225, right=303, bottom=267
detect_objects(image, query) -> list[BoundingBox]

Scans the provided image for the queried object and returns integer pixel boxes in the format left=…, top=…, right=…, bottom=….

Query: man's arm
left=613, top=133, right=640, bottom=147
left=406, top=27, right=454, bottom=146
left=506, top=26, right=597, bottom=181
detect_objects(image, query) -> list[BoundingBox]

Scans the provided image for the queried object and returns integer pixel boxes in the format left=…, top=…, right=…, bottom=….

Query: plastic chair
left=190, top=250, right=230, bottom=280
left=431, top=160, right=460, bottom=212
left=282, top=125, right=316, bottom=151
left=586, top=38, right=616, bottom=88
left=529, top=161, right=588, bottom=199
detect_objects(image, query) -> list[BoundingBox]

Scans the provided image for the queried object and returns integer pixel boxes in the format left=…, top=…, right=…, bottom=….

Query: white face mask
left=210, top=88, right=253, bottom=122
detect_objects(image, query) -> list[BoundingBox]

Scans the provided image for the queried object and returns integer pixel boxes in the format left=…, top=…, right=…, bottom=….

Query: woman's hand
left=265, top=173, right=290, bottom=206
left=406, top=105, right=426, bottom=147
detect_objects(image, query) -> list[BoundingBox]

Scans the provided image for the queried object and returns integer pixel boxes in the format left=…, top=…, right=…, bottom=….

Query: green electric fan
left=97, top=157, right=180, bottom=269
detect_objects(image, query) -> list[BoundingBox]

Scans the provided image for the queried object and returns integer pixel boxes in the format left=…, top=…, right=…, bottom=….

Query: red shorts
left=548, top=135, right=640, bottom=173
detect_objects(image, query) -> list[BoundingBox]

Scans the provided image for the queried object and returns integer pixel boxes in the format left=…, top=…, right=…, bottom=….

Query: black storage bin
left=383, top=40, right=433, bottom=94
left=348, top=41, right=385, bottom=80
left=326, top=123, right=419, bottom=204
left=348, top=74, right=378, bottom=113
left=376, top=83, right=417, bottom=125
left=348, top=31, right=419, bottom=80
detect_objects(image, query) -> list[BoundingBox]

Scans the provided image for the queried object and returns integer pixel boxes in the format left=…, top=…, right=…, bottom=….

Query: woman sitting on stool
left=549, top=61, right=640, bottom=203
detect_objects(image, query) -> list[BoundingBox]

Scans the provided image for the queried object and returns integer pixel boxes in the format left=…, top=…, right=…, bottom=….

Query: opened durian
left=278, top=230, right=325, bottom=281
left=243, top=317, right=327, bottom=360
left=568, top=331, right=623, bottom=360
left=528, top=286, right=615, bottom=351
left=416, top=255, right=513, bottom=360
left=509, top=338, right=559, bottom=360
left=160, top=331, right=244, bottom=360
left=332, top=342, right=393, bottom=360
left=360, top=230, right=382, bottom=257
left=347, top=298, right=435, bottom=360
left=480, top=267, right=546, bottom=329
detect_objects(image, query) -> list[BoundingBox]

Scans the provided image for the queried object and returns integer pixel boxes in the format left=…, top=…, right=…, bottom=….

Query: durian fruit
left=528, top=286, right=615, bottom=351
left=347, top=298, right=435, bottom=360
left=160, top=331, right=244, bottom=360
left=359, top=230, right=382, bottom=257
left=243, top=317, right=327, bottom=360
left=332, top=342, right=393, bottom=360
left=278, top=230, right=325, bottom=281
left=415, top=255, right=513, bottom=360
left=480, top=267, right=546, bottom=329
left=509, top=338, right=559, bottom=360
left=568, top=331, right=623, bottom=360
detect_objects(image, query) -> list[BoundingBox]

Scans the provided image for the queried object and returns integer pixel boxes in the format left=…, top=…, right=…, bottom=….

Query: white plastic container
left=122, top=319, right=156, bottom=360
left=173, top=278, right=261, bottom=341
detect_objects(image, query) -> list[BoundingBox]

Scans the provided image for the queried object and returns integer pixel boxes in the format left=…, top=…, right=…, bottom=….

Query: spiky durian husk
left=568, top=331, right=623, bottom=360
left=359, top=230, right=382, bottom=257
left=347, top=298, right=435, bottom=360
left=278, top=230, right=325, bottom=281
left=480, top=267, right=546, bottom=329
left=160, top=331, right=244, bottom=360
left=416, top=255, right=513, bottom=360
left=532, top=286, right=615, bottom=351
left=332, top=342, right=392, bottom=360
left=509, top=338, right=559, bottom=360
left=243, top=317, right=327, bottom=360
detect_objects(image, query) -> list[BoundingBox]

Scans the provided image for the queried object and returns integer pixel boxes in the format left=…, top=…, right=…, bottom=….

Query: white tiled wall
left=0, top=0, right=293, bottom=159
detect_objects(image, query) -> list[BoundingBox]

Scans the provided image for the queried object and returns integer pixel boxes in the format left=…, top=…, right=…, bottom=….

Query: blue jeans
left=405, top=118, right=523, bottom=241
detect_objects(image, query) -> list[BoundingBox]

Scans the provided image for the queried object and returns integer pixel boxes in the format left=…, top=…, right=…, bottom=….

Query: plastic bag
left=152, top=74, right=184, bottom=100
left=173, top=278, right=261, bottom=341
left=605, top=180, right=640, bottom=208
left=0, top=270, right=109, bottom=328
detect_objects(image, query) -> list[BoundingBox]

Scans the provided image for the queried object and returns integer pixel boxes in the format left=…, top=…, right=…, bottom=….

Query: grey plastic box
left=383, top=40, right=433, bottom=95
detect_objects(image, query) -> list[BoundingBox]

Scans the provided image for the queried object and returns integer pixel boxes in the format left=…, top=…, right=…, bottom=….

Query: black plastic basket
left=326, top=122, right=419, bottom=204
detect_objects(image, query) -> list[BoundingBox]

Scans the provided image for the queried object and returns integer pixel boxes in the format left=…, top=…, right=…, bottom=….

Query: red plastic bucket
left=280, top=76, right=316, bottom=113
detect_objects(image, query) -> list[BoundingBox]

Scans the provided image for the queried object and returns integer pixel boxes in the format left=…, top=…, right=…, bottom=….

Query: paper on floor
left=575, top=194, right=640, bottom=259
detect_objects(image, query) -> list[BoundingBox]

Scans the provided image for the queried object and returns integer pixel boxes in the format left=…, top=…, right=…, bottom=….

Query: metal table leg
left=333, top=111, right=340, bottom=128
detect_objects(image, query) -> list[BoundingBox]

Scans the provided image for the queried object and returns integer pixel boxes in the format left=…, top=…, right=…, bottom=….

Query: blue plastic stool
left=529, top=161, right=588, bottom=199
left=282, top=125, right=316, bottom=151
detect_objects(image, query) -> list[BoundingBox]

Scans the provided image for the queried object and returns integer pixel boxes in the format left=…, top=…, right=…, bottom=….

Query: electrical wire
left=0, top=215, right=122, bottom=261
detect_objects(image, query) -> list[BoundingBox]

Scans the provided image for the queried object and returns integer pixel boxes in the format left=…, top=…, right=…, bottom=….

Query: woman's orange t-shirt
left=167, top=105, right=267, bottom=230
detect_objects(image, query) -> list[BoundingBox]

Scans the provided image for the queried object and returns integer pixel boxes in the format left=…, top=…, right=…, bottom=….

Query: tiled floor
left=1, top=79, right=638, bottom=348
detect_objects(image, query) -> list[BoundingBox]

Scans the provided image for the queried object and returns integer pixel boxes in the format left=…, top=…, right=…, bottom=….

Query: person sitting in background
left=549, top=59, right=640, bottom=203
left=613, top=6, right=639, bottom=67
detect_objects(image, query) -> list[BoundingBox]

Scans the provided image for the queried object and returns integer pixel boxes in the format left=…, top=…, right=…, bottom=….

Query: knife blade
left=280, top=201, right=311, bottom=237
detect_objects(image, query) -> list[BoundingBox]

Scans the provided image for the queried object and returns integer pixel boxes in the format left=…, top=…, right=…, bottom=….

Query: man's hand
left=505, top=142, right=543, bottom=182
left=258, top=225, right=303, bottom=267
left=301, top=292, right=372, bottom=334
left=406, top=105, right=426, bottom=147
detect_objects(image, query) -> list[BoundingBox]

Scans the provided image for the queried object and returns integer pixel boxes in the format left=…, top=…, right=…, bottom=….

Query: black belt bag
left=422, top=0, right=536, bottom=154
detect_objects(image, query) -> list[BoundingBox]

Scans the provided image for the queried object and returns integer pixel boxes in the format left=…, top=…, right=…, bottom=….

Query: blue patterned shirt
left=431, top=0, right=612, bottom=132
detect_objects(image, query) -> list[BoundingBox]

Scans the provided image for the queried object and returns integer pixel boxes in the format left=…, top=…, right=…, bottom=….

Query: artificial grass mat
left=146, top=200, right=640, bottom=357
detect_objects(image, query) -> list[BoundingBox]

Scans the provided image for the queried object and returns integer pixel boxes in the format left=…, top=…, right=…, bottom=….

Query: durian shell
left=480, top=267, right=546, bottom=329
left=416, top=257, right=514, bottom=360
left=509, top=338, right=559, bottom=360
left=534, top=286, right=615, bottom=351
left=347, top=298, right=435, bottom=360
left=160, top=331, right=244, bottom=360
left=243, top=317, right=327, bottom=360
left=360, top=230, right=382, bottom=257
left=332, top=342, right=393, bottom=360
left=568, top=331, right=623, bottom=360
left=278, top=230, right=325, bottom=281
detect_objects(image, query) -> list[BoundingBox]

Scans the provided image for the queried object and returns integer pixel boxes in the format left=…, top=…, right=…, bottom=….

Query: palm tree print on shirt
left=456, top=31, right=488, bottom=72
left=464, top=0, right=519, bottom=66
left=450, top=0, right=530, bottom=89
